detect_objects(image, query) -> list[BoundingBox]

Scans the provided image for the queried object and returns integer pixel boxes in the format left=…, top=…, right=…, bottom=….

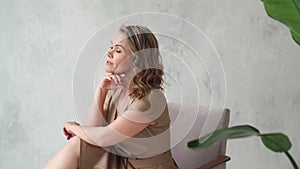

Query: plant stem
left=284, top=151, right=299, bottom=169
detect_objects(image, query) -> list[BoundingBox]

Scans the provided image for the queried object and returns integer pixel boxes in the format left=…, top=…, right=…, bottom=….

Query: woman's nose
left=107, top=50, right=113, bottom=58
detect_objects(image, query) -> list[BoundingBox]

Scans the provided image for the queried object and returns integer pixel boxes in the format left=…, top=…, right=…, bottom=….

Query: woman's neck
left=121, top=70, right=134, bottom=88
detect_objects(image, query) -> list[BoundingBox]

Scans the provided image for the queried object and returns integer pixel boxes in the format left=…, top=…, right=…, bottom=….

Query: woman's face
left=105, top=31, right=133, bottom=74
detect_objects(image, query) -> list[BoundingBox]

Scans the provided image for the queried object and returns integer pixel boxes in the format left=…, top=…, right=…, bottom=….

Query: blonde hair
left=119, top=25, right=164, bottom=101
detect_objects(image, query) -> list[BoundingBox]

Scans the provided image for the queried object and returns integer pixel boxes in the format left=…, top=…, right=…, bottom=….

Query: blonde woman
left=43, top=25, right=179, bottom=169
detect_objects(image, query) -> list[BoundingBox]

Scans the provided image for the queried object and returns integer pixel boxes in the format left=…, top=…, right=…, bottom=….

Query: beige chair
left=168, top=103, right=231, bottom=169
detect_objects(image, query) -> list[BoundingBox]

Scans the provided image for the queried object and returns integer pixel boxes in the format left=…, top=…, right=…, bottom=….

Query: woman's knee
left=69, top=136, right=80, bottom=144
left=66, top=136, right=81, bottom=157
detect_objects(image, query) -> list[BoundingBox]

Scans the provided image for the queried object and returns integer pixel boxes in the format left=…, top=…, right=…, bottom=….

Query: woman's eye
left=109, top=46, right=121, bottom=53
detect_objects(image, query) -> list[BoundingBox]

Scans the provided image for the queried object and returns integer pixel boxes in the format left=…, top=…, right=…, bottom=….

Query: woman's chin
left=105, top=68, right=114, bottom=74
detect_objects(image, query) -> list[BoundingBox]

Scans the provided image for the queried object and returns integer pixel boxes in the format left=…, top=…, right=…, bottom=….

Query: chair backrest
left=168, top=102, right=230, bottom=169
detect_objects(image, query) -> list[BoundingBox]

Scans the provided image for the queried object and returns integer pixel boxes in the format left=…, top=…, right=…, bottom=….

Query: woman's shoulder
left=130, top=89, right=166, bottom=116
left=131, top=97, right=151, bottom=112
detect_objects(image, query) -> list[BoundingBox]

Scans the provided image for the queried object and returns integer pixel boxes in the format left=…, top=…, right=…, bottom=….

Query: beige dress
left=79, top=89, right=179, bottom=169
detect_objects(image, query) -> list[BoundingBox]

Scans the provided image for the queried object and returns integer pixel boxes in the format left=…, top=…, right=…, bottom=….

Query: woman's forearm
left=68, top=125, right=97, bottom=145
left=70, top=124, right=126, bottom=147
left=95, top=88, right=108, bottom=113
left=86, top=88, right=108, bottom=126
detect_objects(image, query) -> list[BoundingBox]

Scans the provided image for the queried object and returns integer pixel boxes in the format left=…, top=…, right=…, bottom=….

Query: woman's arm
left=65, top=114, right=150, bottom=147
left=65, top=90, right=166, bottom=146
left=86, top=74, right=125, bottom=126
left=86, top=88, right=108, bottom=126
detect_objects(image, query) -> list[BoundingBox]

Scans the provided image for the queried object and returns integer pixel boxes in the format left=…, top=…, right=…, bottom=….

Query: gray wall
left=1, top=0, right=299, bottom=169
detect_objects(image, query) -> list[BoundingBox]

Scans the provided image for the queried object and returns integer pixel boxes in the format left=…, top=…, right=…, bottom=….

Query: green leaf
left=291, top=30, right=300, bottom=45
left=187, top=125, right=299, bottom=169
left=261, top=0, right=300, bottom=45
left=260, top=133, right=292, bottom=152
left=187, top=125, right=260, bottom=151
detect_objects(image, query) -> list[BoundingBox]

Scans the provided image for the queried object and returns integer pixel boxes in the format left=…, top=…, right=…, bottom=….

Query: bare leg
left=43, top=136, right=80, bottom=169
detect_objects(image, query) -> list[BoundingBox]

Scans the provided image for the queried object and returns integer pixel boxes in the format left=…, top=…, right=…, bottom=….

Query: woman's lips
left=106, top=61, right=113, bottom=65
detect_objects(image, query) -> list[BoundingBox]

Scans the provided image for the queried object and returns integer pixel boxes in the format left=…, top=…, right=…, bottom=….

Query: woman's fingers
left=109, top=73, right=126, bottom=84
left=104, top=76, right=111, bottom=81
left=115, top=74, right=121, bottom=84
left=63, top=127, right=73, bottom=140
left=119, top=73, right=126, bottom=78
left=63, top=127, right=68, bottom=136
left=63, top=122, right=79, bottom=140
left=110, top=74, right=120, bottom=84
left=99, top=73, right=127, bottom=90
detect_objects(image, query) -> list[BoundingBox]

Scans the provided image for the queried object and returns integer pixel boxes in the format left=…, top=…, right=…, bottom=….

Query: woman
left=43, top=25, right=179, bottom=169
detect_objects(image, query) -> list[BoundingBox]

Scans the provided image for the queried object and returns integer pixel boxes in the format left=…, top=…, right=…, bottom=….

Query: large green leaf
left=187, top=125, right=260, bottom=151
left=187, top=124, right=299, bottom=169
left=260, top=133, right=292, bottom=152
left=261, top=0, right=300, bottom=45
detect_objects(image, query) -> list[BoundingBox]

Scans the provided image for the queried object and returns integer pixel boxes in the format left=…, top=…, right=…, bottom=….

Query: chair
left=168, top=103, right=231, bottom=169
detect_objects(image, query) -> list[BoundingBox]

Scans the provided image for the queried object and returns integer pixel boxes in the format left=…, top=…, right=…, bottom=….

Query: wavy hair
left=119, top=25, right=164, bottom=101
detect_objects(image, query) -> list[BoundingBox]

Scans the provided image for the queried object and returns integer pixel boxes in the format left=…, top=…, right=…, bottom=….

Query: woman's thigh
left=79, top=139, right=125, bottom=169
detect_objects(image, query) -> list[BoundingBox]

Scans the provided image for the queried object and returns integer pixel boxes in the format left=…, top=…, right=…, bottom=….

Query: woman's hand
left=94, top=73, right=126, bottom=106
left=87, top=73, right=127, bottom=126
left=98, top=73, right=126, bottom=91
left=63, top=121, right=80, bottom=140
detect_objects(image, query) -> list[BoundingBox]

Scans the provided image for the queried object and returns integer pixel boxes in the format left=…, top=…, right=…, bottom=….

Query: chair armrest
left=197, top=155, right=231, bottom=169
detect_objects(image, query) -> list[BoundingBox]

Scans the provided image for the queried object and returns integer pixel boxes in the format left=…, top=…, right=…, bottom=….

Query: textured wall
left=1, top=0, right=299, bottom=169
